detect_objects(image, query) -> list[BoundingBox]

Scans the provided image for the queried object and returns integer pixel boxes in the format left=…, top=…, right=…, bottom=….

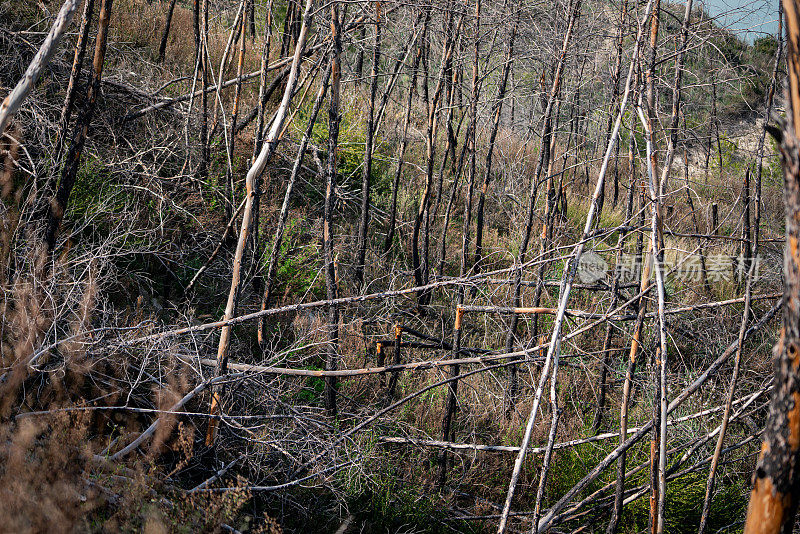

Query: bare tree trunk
left=605, top=0, right=628, bottom=209
left=431, top=39, right=457, bottom=221
left=258, top=62, right=331, bottom=347
left=386, top=324, right=402, bottom=396
left=205, top=0, right=315, bottom=444
left=436, top=115, right=471, bottom=275
left=249, top=1, right=274, bottom=288
left=639, top=3, right=667, bottom=530
left=593, top=144, right=636, bottom=432
left=55, top=0, right=95, bottom=160
left=281, top=0, right=299, bottom=57
left=157, top=0, right=177, bottom=61
left=247, top=0, right=255, bottom=39
left=743, top=2, right=800, bottom=531
left=323, top=1, right=342, bottom=417
left=198, top=0, right=210, bottom=179
left=354, top=2, right=381, bottom=288
left=45, top=0, right=113, bottom=252
left=753, top=2, right=784, bottom=260
left=211, top=0, right=247, bottom=222
left=607, top=101, right=644, bottom=534
left=412, top=4, right=461, bottom=310
left=354, top=25, right=365, bottom=82
left=473, top=6, right=518, bottom=275
left=531, top=367, right=561, bottom=533
left=0, top=0, right=81, bottom=135
left=383, top=11, right=426, bottom=254
left=438, top=0, right=479, bottom=486
left=503, top=0, right=579, bottom=414
left=226, top=9, right=248, bottom=243
left=252, top=2, right=274, bottom=160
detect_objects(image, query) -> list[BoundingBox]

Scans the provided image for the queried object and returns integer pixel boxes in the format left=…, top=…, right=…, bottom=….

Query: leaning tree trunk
left=45, top=0, right=113, bottom=252
left=157, top=0, right=177, bottom=62
left=743, top=1, right=800, bottom=531
left=204, top=0, right=315, bottom=444
left=55, top=0, right=95, bottom=161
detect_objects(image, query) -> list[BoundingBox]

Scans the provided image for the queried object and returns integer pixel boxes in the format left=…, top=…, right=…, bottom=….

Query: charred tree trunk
left=199, top=0, right=210, bottom=180
left=473, top=6, right=518, bottom=275
left=354, top=2, right=381, bottom=288
left=55, top=0, right=95, bottom=161
left=412, top=4, right=460, bottom=310
left=157, top=0, right=177, bottom=62
left=323, top=1, right=342, bottom=417
left=383, top=11, right=426, bottom=254
left=45, top=0, right=113, bottom=252
left=438, top=0, right=480, bottom=487
left=743, top=2, right=800, bottom=531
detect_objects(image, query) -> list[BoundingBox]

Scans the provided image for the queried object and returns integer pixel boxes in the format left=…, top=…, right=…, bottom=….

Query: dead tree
left=473, top=5, right=518, bottom=275
left=249, top=2, right=275, bottom=281
left=45, top=0, right=114, bottom=252
left=323, top=1, right=342, bottom=416
left=198, top=0, right=210, bottom=179
left=503, top=0, right=579, bottom=413
left=438, top=0, right=480, bottom=487
left=55, top=0, right=95, bottom=160
left=252, top=2, right=274, bottom=160
left=383, top=11, right=426, bottom=254
left=205, top=0, right=315, bottom=444
left=258, top=62, right=331, bottom=347
left=638, top=1, right=667, bottom=530
left=743, top=1, right=800, bottom=531
left=0, top=0, right=81, bottom=135
left=411, top=4, right=461, bottom=309
left=157, top=0, right=178, bottom=61
left=593, top=137, right=637, bottom=432
left=354, top=1, right=381, bottom=288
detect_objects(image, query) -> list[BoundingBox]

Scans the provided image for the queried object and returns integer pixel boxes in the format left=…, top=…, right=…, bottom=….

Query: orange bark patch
left=790, top=391, right=800, bottom=450
left=744, top=477, right=791, bottom=534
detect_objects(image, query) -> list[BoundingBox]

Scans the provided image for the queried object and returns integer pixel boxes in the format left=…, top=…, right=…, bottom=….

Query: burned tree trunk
left=354, top=1, right=381, bottom=288
left=55, top=0, right=95, bottom=160
left=383, top=11, right=426, bottom=254
left=438, top=0, right=480, bottom=487
left=473, top=5, right=518, bottom=275
left=323, top=1, right=342, bottom=416
left=157, top=0, right=177, bottom=62
left=45, top=0, right=113, bottom=252
left=411, top=4, right=460, bottom=309
left=743, top=2, right=800, bottom=531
